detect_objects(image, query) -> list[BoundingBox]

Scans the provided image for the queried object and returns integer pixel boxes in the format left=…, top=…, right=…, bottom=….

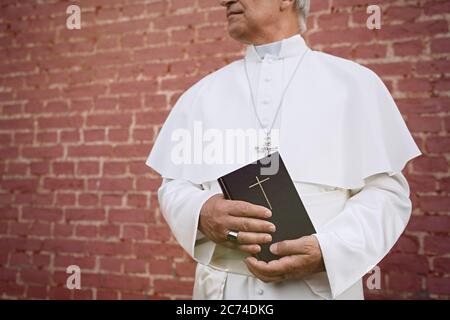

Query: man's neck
left=249, top=24, right=300, bottom=46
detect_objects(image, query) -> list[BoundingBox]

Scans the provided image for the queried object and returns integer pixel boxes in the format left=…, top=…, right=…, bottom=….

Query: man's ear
left=279, top=0, right=296, bottom=12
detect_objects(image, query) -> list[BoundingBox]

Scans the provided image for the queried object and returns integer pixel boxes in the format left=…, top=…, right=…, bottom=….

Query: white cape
left=147, top=44, right=421, bottom=189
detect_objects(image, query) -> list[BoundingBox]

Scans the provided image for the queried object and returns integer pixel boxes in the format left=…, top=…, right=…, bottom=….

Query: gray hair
left=296, top=0, right=310, bottom=32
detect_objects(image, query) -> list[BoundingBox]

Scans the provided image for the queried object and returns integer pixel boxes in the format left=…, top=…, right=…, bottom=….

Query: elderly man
left=146, top=0, right=421, bottom=299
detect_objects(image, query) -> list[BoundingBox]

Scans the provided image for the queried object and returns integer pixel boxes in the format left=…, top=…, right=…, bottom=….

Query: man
left=146, top=0, right=422, bottom=299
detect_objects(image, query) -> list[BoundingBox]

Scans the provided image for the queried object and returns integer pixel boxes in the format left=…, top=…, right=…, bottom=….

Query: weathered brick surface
left=0, top=0, right=449, bottom=299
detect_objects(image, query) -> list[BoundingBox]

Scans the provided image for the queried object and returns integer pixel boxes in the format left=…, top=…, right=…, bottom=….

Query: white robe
left=146, top=34, right=422, bottom=300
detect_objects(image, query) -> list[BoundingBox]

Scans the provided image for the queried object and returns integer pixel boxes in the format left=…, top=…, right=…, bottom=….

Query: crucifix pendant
left=256, top=131, right=278, bottom=156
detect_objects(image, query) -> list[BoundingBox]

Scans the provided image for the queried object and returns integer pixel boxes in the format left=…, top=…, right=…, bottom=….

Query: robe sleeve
left=311, top=172, right=412, bottom=299
left=157, top=178, right=219, bottom=264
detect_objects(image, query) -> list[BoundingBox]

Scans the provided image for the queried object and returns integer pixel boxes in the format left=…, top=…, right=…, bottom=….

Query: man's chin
left=227, top=24, right=251, bottom=44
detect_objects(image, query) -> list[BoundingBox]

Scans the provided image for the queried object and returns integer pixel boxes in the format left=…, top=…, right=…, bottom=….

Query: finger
left=228, top=200, right=272, bottom=219
left=229, top=217, right=276, bottom=233
left=238, top=244, right=261, bottom=254
left=270, top=237, right=310, bottom=256
left=237, top=232, right=272, bottom=245
left=245, top=261, right=277, bottom=282
left=222, top=242, right=261, bottom=254
left=271, top=255, right=309, bottom=279
left=245, top=256, right=293, bottom=277
left=247, top=265, right=283, bottom=283
left=245, top=258, right=284, bottom=283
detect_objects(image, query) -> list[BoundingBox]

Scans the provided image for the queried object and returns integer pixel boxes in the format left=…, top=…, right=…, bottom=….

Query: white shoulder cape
left=146, top=50, right=421, bottom=189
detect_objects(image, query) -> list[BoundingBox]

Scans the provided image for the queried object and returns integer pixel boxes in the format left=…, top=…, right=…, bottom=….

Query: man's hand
left=244, top=235, right=325, bottom=283
left=199, top=194, right=276, bottom=254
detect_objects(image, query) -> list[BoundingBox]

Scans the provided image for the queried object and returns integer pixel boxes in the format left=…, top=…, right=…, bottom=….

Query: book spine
left=218, top=177, right=232, bottom=200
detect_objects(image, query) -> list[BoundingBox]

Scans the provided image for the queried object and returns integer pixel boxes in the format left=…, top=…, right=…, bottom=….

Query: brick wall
left=0, top=0, right=448, bottom=299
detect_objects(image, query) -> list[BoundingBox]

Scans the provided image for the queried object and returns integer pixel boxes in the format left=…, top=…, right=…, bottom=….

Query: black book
left=217, top=152, right=316, bottom=262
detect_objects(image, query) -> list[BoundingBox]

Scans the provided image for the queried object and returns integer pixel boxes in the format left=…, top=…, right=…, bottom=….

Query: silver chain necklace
left=243, top=48, right=310, bottom=156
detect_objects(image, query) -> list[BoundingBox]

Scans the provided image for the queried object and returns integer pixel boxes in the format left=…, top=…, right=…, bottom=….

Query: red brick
left=66, top=209, right=105, bottom=221
left=431, top=37, right=450, bottom=53
left=409, top=215, right=450, bottom=232
left=54, top=255, right=96, bottom=269
left=154, top=279, right=194, bottom=295
left=48, top=287, right=71, bottom=300
left=98, top=225, right=120, bottom=238
left=101, top=275, right=150, bottom=291
left=387, top=5, right=422, bottom=21
left=427, top=277, right=450, bottom=295
left=378, top=20, right=448, bottom=40
left=136, top=177, right=161, bottom=191
left=124, top=259, right=147, bottom=274
left=100, top=195, right=123, bottom=206
left=398, top=79, right=432, bottom=92
left=73, top=289, right=94, bottom=300
left=147, top=226, right=171, bottom=241
left=394, top=40, right=424, bottom=56
left=433, top=258, right=450, bottom=273
left=22, top=146, right=64, bottom=159
left=0, top=118, right=33, bottom=130
left=380, top=253, right=429, bottom=274
left=419, top=197, right=450, bottom=213
left=408, top=115, right=442, bottom=133
left=424, top=235, right=450, bottom=254
left=6, top=162, right=29, bottom=175
left=43, top=178, right=84, bottom=190
left=135, top=243, right=184, bottom=258
left=317, top=13, right=349, bottom=29
left=97, top=290, right=119, bottom=300
left=78, top=193, right=98, bottom=206
left=103, top=162, right=126, bottom=176
left=413, top=156, right=448, bottom=173
left=84, top=241, right=132, bottom=256
left=75, top=225, right=98, bottom=238
left=61, top=130, right=80, bottom=143
left=77, top=162, right=99, bottom=175
left=122, top=225, right=146, bottom=240
left=38, top=116, right=83, bottom=129
left=53, top=162, right=75, bottom=175
left=392, top=235, right=420, bottom=254
left=20, top=269, right=50, bottom=285
left=68, top=145, right=113, bottom=157
left=32, top=254, right=51, bottom=267
left=88, top=178, right=133, bottom=191
left=175, top=262, right=196, bottom=277
left=100, top=257, right=122, bottom=272
left=53, top=224, right=74, bottom=237
left=109, top=209, right=154, bottom=223
left=388, top=272, right=422, bottom=292
left=113, top=144, right=149, bottom=157
left=86, top=114, right=132, bottom=127
left=354, top=44, right=387, bottom=59
left=108, top=129, right=129, bottom=142
left=126, top=194, right=148, bottom=208
left=22, top=207, right=62, bottom=222
left=26, top=285, right=48, bottom=299
left=1, top=280, right=25, bottom=297
left=426, top=137, right=450, bottom=153
left=83, top=129, right=105, bottom=142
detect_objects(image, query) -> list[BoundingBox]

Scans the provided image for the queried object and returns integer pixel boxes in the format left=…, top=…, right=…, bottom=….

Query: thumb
left=270, top=236, right=311, bottom=256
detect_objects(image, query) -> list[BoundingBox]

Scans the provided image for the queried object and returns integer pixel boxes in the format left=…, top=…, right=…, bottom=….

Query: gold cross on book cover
left=217, top=152, right=316, bottom=262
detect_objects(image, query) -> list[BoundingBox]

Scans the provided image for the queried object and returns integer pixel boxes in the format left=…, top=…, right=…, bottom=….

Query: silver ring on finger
left=226, top=230, right=239, bottom=243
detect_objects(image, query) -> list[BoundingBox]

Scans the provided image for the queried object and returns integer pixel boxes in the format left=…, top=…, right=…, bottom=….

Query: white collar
left=245, top=34, right=309, bottom=61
